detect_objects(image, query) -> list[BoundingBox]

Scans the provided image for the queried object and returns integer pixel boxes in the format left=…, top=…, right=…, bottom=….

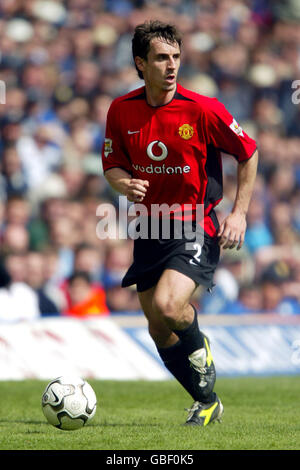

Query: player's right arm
left=104, top=167, right=149, bottom=203
left=102, top=99, right=149, bottom=203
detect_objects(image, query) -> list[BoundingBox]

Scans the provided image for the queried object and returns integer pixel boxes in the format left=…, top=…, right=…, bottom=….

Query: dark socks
left=172, top=305, right=204, bottom=356
left=157, top=340, right=196, bottom=398
left=156, top=306, right=215, bottom=404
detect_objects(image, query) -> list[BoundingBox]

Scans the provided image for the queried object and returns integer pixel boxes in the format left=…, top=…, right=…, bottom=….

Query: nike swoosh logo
left=128, top=130, right=140, bottom=134
left=52, top=390, right=60, bottom=403
left=189, top=259, right=198, bottom=266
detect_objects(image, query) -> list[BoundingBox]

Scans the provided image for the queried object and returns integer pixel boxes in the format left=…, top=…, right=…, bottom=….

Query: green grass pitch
left=0, top=376, right=300, bottom=450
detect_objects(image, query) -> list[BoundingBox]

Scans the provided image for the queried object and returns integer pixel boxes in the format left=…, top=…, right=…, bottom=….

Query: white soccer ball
left=41, top=376, right=97, bottom=430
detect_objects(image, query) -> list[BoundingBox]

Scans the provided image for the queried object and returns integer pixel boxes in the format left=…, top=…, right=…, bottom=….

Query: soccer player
left=101, top=21, right=258, bottom=426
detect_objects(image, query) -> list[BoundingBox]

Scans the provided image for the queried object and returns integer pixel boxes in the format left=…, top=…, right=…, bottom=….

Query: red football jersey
left=102, top=83, right=257, bottom=236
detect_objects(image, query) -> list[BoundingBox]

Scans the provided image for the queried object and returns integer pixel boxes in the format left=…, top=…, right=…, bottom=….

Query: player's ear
left=135, top=56, right=145, bottom=75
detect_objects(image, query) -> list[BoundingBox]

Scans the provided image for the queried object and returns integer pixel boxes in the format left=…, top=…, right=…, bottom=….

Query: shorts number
left=189, top=243, right=202, bottom=265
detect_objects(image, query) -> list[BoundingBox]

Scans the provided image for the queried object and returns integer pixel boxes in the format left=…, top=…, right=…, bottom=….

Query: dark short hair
left=132, top=20, right=182, bottom=79
left=68, top=271, right=92, bottom=285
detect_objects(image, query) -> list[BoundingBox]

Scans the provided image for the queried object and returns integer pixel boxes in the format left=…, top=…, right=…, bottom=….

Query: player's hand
left=126, top=179, right=149, bottom=202
left=217, top=212, right=247, bottom=250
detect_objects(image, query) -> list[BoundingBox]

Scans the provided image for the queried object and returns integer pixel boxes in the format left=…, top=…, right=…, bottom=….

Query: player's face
left=137, top=37, right=181, bottom=94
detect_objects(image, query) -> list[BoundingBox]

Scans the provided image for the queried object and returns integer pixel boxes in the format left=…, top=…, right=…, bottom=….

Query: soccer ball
left=41, top=376, right=97, bottom=430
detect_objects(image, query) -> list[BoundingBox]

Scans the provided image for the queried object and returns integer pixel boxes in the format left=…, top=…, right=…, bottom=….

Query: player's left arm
left=204, top=98, right=258, bottom=250
left=218, top=149, right=258, bottom=250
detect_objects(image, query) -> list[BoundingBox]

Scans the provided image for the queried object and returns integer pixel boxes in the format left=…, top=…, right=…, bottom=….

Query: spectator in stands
left=201, top=247, right=255, bottom=314
left=26, top=251, right=60, bottom=316
left=269, top=200, right=299, bottom=247
left=73, top=242, right=105, bottom=283
left=267, top=164, right=297, bottom=204
left=3, top=251, right=27, bottom=284
left=102, top=241, right=134, bottom=289
left=0, top=262, right=40, bottom=323
left=48, top=216, right=79, bottom=280
left=244, top=196, right=273, bottom=254
left=105, top=280, right=142, bottom=313
left=0, top=145, right=28, bottom=196
left=62, top=271, right=109, bottom=318
left=16, top=124, right=63, bottom=191
left=4, top=194, right=31, bottom=227
left=222, top=283, right=263, bottom=314
left=1, top=223, right=30, bottom=254
left=29, top=195, right=69, bottom=252
left=260, top=261, right=300, bottom=314
left=42, top=247, right=67, bottom=312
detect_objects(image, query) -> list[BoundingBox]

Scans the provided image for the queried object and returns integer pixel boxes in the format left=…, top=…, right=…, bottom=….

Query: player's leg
left=152, top=268, right=223, bottom=426
left=152, top=269, right=216, bottom=401
left=138, top=272, right=222, bottom=426
left=138, top=285, right=206, bottom=401
left=152, top=269, right=203, bottom=352
left=137, top=284, right=178, bottom=348
left=139, top=271, right=217, bottom=401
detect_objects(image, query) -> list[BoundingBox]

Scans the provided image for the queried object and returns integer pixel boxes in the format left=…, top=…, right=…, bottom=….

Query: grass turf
left=0, top=376, right=300, bottom=450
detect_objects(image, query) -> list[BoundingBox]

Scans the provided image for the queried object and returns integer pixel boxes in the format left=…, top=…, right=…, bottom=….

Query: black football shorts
left=122, top=219, right=220, bottom=293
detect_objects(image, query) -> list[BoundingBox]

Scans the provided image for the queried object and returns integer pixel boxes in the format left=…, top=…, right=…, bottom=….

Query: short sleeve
left=101, top=101, right=132, bottom=174
left=205, top=98, right=257, bottom=162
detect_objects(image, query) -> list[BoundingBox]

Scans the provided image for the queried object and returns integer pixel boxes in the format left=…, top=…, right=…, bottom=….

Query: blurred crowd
left=0, top=0, right=300, bottom=321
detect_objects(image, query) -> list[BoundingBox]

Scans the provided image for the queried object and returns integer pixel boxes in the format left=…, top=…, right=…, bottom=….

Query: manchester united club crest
left=178, top=124, right=194, bottom=140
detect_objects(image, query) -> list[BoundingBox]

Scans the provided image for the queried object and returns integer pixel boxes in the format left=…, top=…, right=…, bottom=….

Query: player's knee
left=152, top=295, right=182, bottom=325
